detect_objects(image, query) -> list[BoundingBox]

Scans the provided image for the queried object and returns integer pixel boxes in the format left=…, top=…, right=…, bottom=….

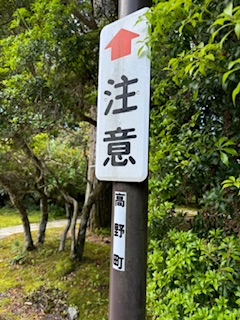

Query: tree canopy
left=0, top=0, right=115, bottom=254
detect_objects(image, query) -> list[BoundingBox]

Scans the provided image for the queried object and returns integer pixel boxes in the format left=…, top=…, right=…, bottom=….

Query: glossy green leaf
left=232, top=82, right=240, bottom=106
left=222, top=67, right=240, bottom=84
left=220, top=151, right=229, bottom=166
left=224, top=148, right=238, bottom=156
left=224, top=2, right=233, bottom=16
left=235, top=23, right=240, bottom=39
left=228, top=58, right=240, bottom=69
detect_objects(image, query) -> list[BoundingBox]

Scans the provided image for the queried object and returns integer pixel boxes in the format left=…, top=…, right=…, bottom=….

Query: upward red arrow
left=105, top=28, right=140, bottom=61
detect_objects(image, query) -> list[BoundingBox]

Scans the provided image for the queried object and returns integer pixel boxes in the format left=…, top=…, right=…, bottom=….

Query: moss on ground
left=0, top=229, right=110, bottom=320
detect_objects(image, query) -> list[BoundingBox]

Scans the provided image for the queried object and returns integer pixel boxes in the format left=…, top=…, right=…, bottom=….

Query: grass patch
left=0, top=208, right=40, bottom=228
left=0, top=207, right=65, bottom=228
left=0, top=228, right=110, bottom=319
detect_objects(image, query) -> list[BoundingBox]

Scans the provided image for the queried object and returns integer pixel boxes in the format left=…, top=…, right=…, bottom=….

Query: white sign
left=112, top=192, right=127, bottom=271
left=96, top=8, right=150, bottom=182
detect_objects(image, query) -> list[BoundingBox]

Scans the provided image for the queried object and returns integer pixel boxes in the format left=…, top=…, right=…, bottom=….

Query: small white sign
left=112, top=191, right=127, bottom=271
left=96, top=8, right=150, bottom=182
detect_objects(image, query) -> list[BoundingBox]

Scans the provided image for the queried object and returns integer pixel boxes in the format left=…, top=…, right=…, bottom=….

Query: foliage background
left=1, top=0, right=240, bottom=318
left=147, top=0, right=240, bottom=318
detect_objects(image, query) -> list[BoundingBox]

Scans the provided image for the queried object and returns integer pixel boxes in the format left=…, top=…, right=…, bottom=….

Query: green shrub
left=147, top=229, right=240, bottom=319
left=148, top=200, right=187, bottom=240
left=48, top=203, right=66, bottom=219
left=191, top=187, right=240, bottom=238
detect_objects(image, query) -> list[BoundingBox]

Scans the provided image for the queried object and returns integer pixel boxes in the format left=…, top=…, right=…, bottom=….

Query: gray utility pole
left=109, top=181, right=148, bottom=320
left=108, top=1, right=152, bottom=319
left=118, top=0, right=152, bottom=18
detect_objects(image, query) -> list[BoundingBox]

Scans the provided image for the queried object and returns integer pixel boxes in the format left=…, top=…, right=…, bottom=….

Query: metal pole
left=118, top=0, right=152, bottom=19
left=109, top=180, right=148, bottom=320
left=108, top=2, right=151, bottom=319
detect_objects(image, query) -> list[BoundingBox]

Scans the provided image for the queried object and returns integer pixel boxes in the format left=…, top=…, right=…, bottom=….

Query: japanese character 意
left=103, top=127, right=137, bottom=166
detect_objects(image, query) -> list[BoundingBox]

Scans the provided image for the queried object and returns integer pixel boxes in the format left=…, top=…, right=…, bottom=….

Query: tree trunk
left=36, top=192, right=48, bottom=245
left=90, top=182, right=112, bottom=230
left=11, top=193, right=35, bottom=251
left=36, top=172, right=49, bottom=245
left=57, top=194, right=79, bottom=256
left=0, top=175, right=35, bottom=251
left=85, top=106, right=98, bottom=230
left=75, top=181, right=106, bottom=261
left=70, top=196, right=79, bottom=258
left=86, top=106, right=112, bottom=231
left=59, top=202, right=72, bottom=251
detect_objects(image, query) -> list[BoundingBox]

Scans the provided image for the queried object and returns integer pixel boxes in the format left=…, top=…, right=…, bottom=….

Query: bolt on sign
left=96, top=7, right=151, bottom=182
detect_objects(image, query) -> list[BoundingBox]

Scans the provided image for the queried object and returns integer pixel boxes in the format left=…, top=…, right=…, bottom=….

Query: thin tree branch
left=79, top=113, right=97, bottom=127
left=72, top=8, right=98, bottom=30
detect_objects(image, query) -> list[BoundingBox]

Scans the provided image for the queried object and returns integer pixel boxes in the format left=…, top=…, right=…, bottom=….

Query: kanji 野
left=104, top=75, right=138, bottom=115
left=103, top=127, right=137, bottom=166
left=114, top=223, right=125, bottom=238
left=113, top=254, right=124, bottom=270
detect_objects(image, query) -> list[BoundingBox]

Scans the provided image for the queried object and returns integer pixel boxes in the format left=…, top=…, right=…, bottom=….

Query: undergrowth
left=0, top=229, right=110, bottom=320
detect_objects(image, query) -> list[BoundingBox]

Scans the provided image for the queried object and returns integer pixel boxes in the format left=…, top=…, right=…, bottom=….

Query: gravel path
left=0, top=219, right=69, bottom=240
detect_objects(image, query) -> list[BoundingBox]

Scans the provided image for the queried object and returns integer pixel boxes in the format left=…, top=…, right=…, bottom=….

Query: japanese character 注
left=104, top=75, right=138, bottom=115
left=103, top=127, right=137, bottom=166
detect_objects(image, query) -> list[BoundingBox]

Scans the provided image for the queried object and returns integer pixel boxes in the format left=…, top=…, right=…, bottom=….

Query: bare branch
left=79, top=113, right=97, bottom=127
left=72, top=8, right=98, bottom=30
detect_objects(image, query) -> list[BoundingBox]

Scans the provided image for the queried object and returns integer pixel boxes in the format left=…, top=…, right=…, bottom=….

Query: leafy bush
left=148, top=200, right=187, bottom=240
left=191, top=186, right=240, bottom=238
left=48, top=203, right=66, bottom=219
left=147, top=229, right=240, bottom=319
left=148, top=0, right=240, bottom=226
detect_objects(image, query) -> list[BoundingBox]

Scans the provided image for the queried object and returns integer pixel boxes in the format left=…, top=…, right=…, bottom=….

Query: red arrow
left=105, top=28, right=140, bottom=61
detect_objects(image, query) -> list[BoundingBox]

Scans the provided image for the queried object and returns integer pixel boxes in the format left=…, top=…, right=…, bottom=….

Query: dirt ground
left=1, top=288, right=64, bottom=319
